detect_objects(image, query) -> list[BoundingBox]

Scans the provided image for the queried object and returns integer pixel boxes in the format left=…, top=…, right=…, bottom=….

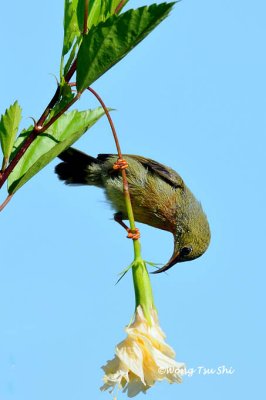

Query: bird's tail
left=55, top=147, right=100, bottom=185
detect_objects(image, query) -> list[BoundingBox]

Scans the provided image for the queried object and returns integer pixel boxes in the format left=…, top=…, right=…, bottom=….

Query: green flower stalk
left=87, top=85, right=155, bottom=322
left=89, top=88, right=186, bottom=397
left=132, top=257, right=155, bottom=325
left=120, top=166, right=155, bottom=324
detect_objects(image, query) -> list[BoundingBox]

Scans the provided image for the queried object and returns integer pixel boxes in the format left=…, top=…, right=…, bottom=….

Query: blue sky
left=0, top=0, right=265, bottom=399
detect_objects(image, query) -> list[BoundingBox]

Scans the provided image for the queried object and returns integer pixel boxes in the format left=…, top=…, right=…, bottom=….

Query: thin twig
left=0, top=1, right=125, bottom=192
left=83, top=0, right=89, bottom=35
left=37, top=86, right=61, bottom=128
left=0, top=194, right=13, bottom=212
left=65, top=59, right=77, bottom=82
left=35, top=60, right=78, bottom=129
left=0, top=91, right=81, bottom=188
left=42, top=92, right=81, bottom=132
left=115, top=0, right=127, bottom=14
left=1, top=156, right=8, bottom=171
left=87, top=87, right=122, bottom=157
left=0, top=55, right=78, bottom=190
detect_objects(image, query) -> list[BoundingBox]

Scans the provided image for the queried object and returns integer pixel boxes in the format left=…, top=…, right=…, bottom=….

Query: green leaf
left=77, top=0, right=128, bottom=32
left=48, top=83, right=75, bottom=122
left=76, top=2, right=175, bottom=91
left=61, top=0, right=81, bottom=79
left=7, top=108, right=105, bottom=194
left=63, top=0, right=80, bottom=57
left=63, top=35, right=82, bottom=77
left=0, top=101, right=22, bottom=167
left=109, top=0, right=129, bottom=15
left=77, top=0, right=101, bottom=32
left=62, top=0, right=128, bottom=79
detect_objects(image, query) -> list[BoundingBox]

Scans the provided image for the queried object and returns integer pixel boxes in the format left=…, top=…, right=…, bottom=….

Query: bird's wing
left=97, top=154, right=184, bottom=189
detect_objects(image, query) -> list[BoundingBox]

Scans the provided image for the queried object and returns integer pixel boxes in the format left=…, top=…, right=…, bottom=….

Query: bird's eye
left=180, top=246, right=192, bottom=257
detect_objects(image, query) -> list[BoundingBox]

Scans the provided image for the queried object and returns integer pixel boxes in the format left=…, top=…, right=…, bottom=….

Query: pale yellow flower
left=101, top=306, right=185, bottom=397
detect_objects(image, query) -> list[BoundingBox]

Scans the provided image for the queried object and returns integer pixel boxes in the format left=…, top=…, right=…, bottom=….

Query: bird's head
left=152, top=192, right=211, bottom=274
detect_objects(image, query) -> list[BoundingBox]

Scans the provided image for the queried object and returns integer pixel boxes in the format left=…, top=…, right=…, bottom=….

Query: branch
left=0, top=91, right=81, bottom=189
left=0, top=1, right=125, bottom=192
left=83, top=0, right=89, bottom=35
left=36, top=60, right=77, bottom=130
left=0, top=194, right=13, bottom=212
left=115, top=0, right=127, bottom=14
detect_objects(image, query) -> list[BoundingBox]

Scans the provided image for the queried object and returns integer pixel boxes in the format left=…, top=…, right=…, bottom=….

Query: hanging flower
left=101, top=304, right=185, bottom=397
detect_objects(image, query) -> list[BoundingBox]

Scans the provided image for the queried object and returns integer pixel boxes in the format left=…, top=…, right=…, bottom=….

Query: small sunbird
left=55, top=148, right=210, bottom=273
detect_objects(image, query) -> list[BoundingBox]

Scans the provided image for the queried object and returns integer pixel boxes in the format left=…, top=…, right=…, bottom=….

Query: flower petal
left=101, top=306, right=185, bottom=397
left=116, top=337, right=145, bottom=384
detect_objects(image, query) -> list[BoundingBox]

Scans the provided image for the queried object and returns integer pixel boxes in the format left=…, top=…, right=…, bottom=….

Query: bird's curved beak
left=151, top=251, right=181, bottom=274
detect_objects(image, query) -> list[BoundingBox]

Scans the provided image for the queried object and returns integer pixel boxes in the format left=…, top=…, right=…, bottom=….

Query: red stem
left=0, top=194, right=13, bottom=212
left=85, top=85, right=137, bottom=232
left=83, top=0, right=89, bottom=34
left=0, top=0, right=122, bottom=193
left=115, top=0, right=126, bottom=14
left=87, top=87, right=122, bottom=157
left=0, top=0, right=90, bottom=190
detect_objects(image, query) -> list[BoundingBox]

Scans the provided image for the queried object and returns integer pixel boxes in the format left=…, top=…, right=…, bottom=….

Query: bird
left=55, top=147, right=211, bottom=273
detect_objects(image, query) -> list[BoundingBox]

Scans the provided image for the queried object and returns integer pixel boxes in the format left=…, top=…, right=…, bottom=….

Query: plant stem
left=83, top=0, right=89, bottom=34
left=36, top=60, right=77, bottom=130
left=1, top=156, right=8, bottom=171
left=0, top=194, right=13, bottom=212
left=132, top=259, right=154, bottom=321
left=115, top=0, right=127, bottom=14
left=0, top=92, right=81, bottom=189
left=87, top=87, right=122, bottom=155
left=86, top=87, right=139, bottom=254
left=0, top=39, right=79, bottom=190
left=86, top=86, right=154, bottom=321
left=0, top=1, right=124, bottom=193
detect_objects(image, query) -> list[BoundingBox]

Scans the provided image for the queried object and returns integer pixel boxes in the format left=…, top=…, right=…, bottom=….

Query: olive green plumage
left=55, top=147, right=210, bottom=273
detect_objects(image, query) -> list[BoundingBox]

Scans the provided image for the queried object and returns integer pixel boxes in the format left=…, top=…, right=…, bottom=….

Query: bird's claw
left=126, top=228, right=140, bottom=240
left=113, top=158, right=128, bottom=170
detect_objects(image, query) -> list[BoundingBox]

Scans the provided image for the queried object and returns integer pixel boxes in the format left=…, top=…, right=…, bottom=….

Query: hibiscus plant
left=0, top=0, right=185, bottom=397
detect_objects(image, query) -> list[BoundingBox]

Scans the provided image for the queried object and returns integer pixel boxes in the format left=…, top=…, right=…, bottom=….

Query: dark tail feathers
left=55, top=147, right=98, bottom=185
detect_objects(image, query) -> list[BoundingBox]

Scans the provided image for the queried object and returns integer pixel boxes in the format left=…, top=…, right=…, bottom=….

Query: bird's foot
left=126, top=228, right=140, bottom=240
left=114, top=212, right=140, bottom=240
left=113, top=158, right=128, bottom=170
left=114, top=212, right=128, bottom=230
